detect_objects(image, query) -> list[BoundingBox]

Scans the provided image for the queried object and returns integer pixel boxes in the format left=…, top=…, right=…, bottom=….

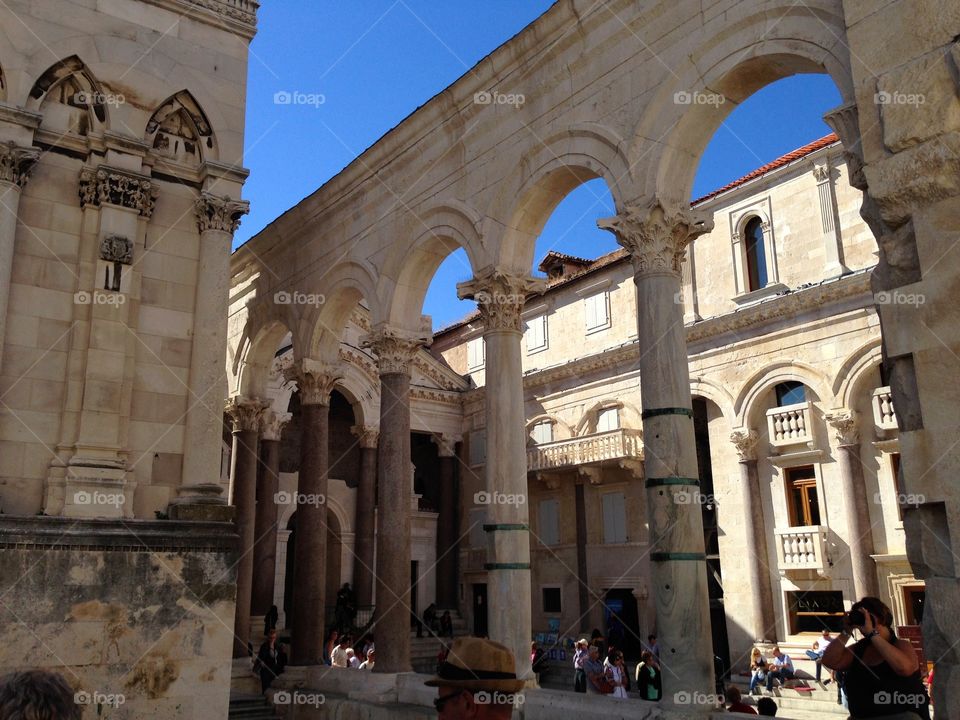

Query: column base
left=168, top=483, right=234, bottom=522
left=61, top=463, right=133, bottom=519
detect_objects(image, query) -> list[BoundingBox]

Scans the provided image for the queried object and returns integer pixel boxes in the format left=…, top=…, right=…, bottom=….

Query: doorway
left=903, top=585, right=926, bottom=625
left=603, top=589, right=641, bottom=659
left=472, top=583, right=488, bottom=637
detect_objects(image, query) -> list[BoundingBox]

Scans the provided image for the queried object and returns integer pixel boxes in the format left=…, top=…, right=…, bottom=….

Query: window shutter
left=539, top=499, right=560, bottom=546
left=602, top=492, right=627, bottom=543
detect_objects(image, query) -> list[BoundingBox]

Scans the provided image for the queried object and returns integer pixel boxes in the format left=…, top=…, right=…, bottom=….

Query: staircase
left=228, top=694, right=277, bottom=720
left=409, top=611, right=469, bottom=674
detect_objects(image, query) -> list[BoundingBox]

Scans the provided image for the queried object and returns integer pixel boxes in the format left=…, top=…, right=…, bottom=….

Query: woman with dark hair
left=822, top=596, right=929, bottom=719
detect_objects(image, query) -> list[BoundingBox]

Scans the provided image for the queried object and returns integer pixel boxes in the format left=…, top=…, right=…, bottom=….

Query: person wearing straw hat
left=426, top=637, right=525, bottom=719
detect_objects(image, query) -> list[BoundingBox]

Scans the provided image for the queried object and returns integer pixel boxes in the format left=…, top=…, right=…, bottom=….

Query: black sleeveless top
left=844, top=633, right=930, bottom=719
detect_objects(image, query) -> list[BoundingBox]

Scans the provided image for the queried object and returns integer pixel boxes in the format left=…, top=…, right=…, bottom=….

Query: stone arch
left=489, top=123, right=630, bottom=272
left=833, top=337, right=884, bottom=410
left=735, top=361, right=830, bottom=427
left=27, top=55, right=108, bottom=137
left=234, top=298, right=295, bottom=399
left=380, top=199, right=484, bottom=330
left=631, top=5, right=854, bottom=204
left=574, top=396, right=642, bottom=436
left=524, top=413, right=573, bottom=441
left=145, top=89, right=217, bottom=167
left=690, top=377, right=736, bottom=422
left=332, top=370, right=376, bottom=431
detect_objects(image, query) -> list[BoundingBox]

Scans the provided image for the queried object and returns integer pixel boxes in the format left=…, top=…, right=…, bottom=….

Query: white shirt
left=331, top=645, right=348, bottom=668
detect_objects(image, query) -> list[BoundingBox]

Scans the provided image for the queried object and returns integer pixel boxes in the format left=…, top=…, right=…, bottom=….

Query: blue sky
left=239, top=2, right=842, bottom=330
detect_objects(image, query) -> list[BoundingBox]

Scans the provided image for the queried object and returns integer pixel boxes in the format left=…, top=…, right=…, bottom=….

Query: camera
left=848, top=609, right=867, bottom=627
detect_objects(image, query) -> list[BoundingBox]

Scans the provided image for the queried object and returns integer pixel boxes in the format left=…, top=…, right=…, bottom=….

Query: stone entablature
left=143, top=0, right=259, bottom=38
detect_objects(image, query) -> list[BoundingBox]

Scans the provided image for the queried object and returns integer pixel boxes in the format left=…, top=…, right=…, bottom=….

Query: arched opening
left=28, top=56, right=107, bottom=138
left=145, top=90, right=217, bottom=167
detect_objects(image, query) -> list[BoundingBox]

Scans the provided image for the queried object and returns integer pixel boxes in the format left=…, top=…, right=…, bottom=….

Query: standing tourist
left=584, top=644, right=611, bottom=695
left=635, top=650, right=661, bottom=701
left=573, top=639, right=588, bottom=693
left=604, top=648, right=628, bottom=699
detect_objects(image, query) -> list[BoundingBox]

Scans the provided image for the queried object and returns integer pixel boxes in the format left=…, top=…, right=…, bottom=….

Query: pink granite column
left=432, top=434, right=461, bottom=609
left=351, top=425, right=379, bottom=607
left=251, top=410, right=291, bottom=622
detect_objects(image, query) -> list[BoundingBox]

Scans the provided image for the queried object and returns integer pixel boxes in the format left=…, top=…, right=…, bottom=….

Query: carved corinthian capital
left=0, top=142, right=39, bottom=188
left=225, top=396, right=269, bottom=433
left=79, top=167, right=158, bottom=217
left=195, top=192, right=250, bottom=235
left=598, top=198, right=713, bottom=277
left=730, top=429, right=760, bottom=462
left=823, top=102, right=866, bottom=191
left=826, top=409, right=861, bottom=446
left=283, top=359, right=341, bottom=406
left=457, top=267, right=546, bottom=332
left=351, top=425, right=380, bottom=449
left=361, top=324, right=431, bottom=376
left=259, top=409, right=292, bottom=442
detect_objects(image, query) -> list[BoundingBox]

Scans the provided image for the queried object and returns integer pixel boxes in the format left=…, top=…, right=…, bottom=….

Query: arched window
left=775, top=381, right=806, bottom=407
left=744, top=217, right=768, bottom=291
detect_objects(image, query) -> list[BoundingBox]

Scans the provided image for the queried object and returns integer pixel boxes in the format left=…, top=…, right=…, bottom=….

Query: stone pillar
left=458, top=268, right=545, bottom=681
left=811, top=158, right=848, bottom=277
left=0, top=142, right=38, bottom=375
left=361, top=325, right=429, bottom=673
left=351, top=425, right=379, bottom=607
left=574, top=481, right=591, bottom=633
left=730, top=429, right=775, bottom=642
left=225, top=396, right=268, bottom=657
left=826, top=410, right=879, bottom=600
left=599, top=199, right=715, bottom=704
left=433, top=434, right=461, bottom=609
left=178, top=194, right=250, bottom=508
left=251, top=409, right=291, bottom=621
left=284, top=359, right=340, bottom=665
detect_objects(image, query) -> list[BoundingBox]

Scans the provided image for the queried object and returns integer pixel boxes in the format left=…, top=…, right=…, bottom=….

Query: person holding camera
left=822, top=597, right=929, bottom=719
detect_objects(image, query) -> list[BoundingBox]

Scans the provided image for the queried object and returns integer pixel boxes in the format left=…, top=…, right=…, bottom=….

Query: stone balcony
left=774, top=525, right=830, bottom=575
left=766, top=401, right=814, bottom=449
left=526, top=428, right=644, bottom=473
left=872, top=386, right=898, bottom=433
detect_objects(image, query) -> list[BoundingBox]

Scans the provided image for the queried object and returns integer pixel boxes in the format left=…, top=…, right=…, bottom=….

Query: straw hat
left=424, top=637, right=525, bottom=692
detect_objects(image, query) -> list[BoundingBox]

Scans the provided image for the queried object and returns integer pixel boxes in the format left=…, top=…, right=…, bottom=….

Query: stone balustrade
left=766, top=401, right=814, bottom=448
left=774, top=525, right=829, bottom=575
left=872, top=386, right=898, bottom=432
left=526, top=428, right=644, bottom=472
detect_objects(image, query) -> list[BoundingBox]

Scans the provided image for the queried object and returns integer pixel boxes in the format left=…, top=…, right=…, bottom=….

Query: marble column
left=284, top=359, right=340, bottom=665
left=433, top=434, right=461, bottom=609
left=351, top=425, right=379, bottom=607
left=826, top=410, right=879, bottom=600
left=730, top=429, right=776, bottom=642
left=458, top=268, right=545, bottom=681
left=361, top=325, right=429, bottom=673
left=251, top=409, right=291, bottom=622
left=599, top=199, right=715, bottom=704
left=0, top=142, right=38, bottom=375
left=226, top=395, right=268, bottom=657
left=178, top=194, right=250, bottom=507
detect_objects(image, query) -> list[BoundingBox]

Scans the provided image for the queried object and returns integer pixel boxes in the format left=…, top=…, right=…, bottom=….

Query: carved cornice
left=142, top=0, right=258, bottom=39
left=457, top=267, right=546, bottom=332
left=361, top=325, right=431, bottom=376
left=259, top=409, right=292, bottom=442
left=730, top=429, right=760, bottom=462
left=598, top=198, right=713, bottom=277
left=195, top=192, right=250, bottom=235
left=225, top=396, right=269, bottom=433
left=413, top=355, right=467, bottom=391
left=79, top=167, right=157, bottom=217
left=351, top=425, right=379, bottom=449
left=826, top=409, right=861, bottom=446
left=410, top=386, right=463, bottom=405
left=283, top=359, right=342, bottom=406
left=0, top=142, right=39, bottom=188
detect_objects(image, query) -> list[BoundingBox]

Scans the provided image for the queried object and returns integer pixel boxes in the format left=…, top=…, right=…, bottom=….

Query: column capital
left=351, top=425, right=380, bottom=448
left=730, top=429, right=760, bottom=462
left=457, top=267, right=546, bottom=332
left=0, top=141, right=39, bottom=188
left=823, top=102, right=867, bottom=191
left=361, top=324, right=431, bottom=375
left=79, top=166, right=158, bottom=217
left=259, top=409, right=292, bottom=442
left=195, top=191, right=250, bottom=235
left=282, top=358, right=341, bottom=406
left=431, top=433, right=461, bottom=457
left=826, top=409, right=861, bottom=446
left=225, top=396, right=269, bottom=433
left=597, top=197, right=713, bottom=277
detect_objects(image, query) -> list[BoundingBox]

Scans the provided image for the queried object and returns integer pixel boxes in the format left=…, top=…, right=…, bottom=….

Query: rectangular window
left=468, top=508, right=486, bottom=549
left=584, top=291, right=610, bottom=333
left=467, top=336, right=485, bottom=370
left=785, top=465, right=821, bottom=527
left=538, top=499, right=560, bottom=546
left=601, top=492, right=627, bottom=544
left=542, top=587, right=562, bottom=614
left=525, top=314, right=548, bottom=353
left=596, top=407, right=619, bottom=432
left=469, top=429, right=486, bottom=466
left=531, top=421, right=553, bottom=445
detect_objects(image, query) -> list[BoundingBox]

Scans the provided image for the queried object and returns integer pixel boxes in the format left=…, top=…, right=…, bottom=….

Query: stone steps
left=229, top=694, right=277, bottom=720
